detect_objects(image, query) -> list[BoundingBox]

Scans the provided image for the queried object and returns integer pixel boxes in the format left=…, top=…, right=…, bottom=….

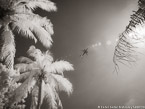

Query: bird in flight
left=80, top=48, right=88, bottom=57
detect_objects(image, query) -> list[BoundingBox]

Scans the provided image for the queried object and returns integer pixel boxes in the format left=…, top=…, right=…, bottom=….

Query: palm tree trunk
left=37, top=78, right=42, bottom=109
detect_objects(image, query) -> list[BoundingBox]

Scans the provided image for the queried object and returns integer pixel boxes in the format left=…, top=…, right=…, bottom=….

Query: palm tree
left=0, top=0, right=57, bottom=70
left=8, top=46, right=74, bottom=109
left=113, top=0, right=145, bottom=71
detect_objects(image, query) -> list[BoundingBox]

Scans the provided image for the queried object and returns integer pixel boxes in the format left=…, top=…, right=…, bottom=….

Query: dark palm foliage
left=113, top=0, right=145, bottom=71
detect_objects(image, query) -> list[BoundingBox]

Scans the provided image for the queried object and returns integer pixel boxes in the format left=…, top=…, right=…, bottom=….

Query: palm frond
left=40, top=17, right=54, bottom=35
left=10, top=14, right=53, bottom=48
left=138, top=0, right=145, bottom=9
left=55, top=93, right=63, bottom=109
left=43, top=83, right=57, bottom=109
left=26, top=45, right=36, bottom=56
left=26, top=0, right=57, bottom=12
left=114, top=0, right=145, bottom=67
left=9, top=15, right=38, bottom=43
left=32, top=25, right=53, bottom=48
left=14, top=63, right=38, bottom=73
left=51, top=74, right=73, bottom=95
left=8, top=71, right=37, bottom=106
left=13, top=72, right=31, bottom=82
left=16, top=56, right=33, bottom=64
left=48, top=60, right=74, bottom=75
left=0, top=28, right=15, bottom=70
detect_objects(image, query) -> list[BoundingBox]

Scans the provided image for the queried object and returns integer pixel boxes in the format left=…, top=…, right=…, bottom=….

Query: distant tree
left=113, top=0, right=145, bottom=71
left=0, top=0, right=56, bottom=70
left=7, top=46, right=74, bottom=109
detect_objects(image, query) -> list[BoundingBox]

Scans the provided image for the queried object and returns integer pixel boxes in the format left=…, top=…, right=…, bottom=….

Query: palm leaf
left=55, top=93, right=63, bottom=109
left=26, top=45, right=36, bottom=56
left=32, top=25, right=53, bottom=48
left=0, top=28, right=15, bottom=70
left=113, top=1, right=145, bottom=69
left=51, top=74, right=73, bottom=95
left=48, top=60, right=74, bottom=75
left=14, top=63, right=38, bottom=73
left=43, top=83, right=57, bottom=109
left=9, top=15, right=38, bottom=43
left=25, top=0, right=57, bottom=12
left=16, top=56, right=33, bottom=64
left=34, top=17, right=54, bottom=35
left=10, top=14, right=53, bottom=48
left=8, top=70, right=37, bottom=106
left=13, top=72, right=31, bottom=82
left=11, top=0, right=57, bottom=12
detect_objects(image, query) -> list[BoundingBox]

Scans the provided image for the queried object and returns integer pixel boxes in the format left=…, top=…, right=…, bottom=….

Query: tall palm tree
left=8, top=46, right=74, bottom=109
left=113, top=0, right=145, bottom=71
left=0, top=0, right=57, bottom=70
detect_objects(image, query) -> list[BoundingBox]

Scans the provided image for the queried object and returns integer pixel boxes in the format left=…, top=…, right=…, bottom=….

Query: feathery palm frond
left=43, top=83, right=57, bottom=109
left=16, top=56, right=33, bottom=64
left=0, top=28, right=15, bottom=70
left=11, top=0, right=57, bottom=12
left=8, top=70, right=38, bottom=106
left=0, top=0, right=57, bottom=13
left=32, top=25, right=53, bottom=48
left=10, top=14, right=53, bottom=48
left=14, top=63, right=38, bottom=73
left=13, top=72, right=31, bottom=83
left=48, top=60, right=74, bottom=75
left=23, top=0, right=57, bottom=12
left=27, top=45, right=36, bottom=55
left=43, top=83, right=63, bottom=109
left=114, top=0, right=145, bottom=69
left=51, top=74, right=73, bottom=95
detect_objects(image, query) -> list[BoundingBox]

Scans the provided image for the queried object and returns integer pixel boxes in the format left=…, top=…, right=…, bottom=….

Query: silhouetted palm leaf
left=114, top=0, right=145, bottom=70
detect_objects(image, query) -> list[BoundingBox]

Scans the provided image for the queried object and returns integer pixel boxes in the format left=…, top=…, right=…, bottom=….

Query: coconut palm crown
left=8, top=46, right=74, bottom=109
left=0, top=0, right=57, bottom=70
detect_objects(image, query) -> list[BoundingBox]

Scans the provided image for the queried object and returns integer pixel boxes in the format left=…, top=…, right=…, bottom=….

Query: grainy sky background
left=15, top=0, right=145, bottom=109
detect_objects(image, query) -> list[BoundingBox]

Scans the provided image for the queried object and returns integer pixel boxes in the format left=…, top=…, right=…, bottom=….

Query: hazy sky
left=15, top=0, right=145, bottom=109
